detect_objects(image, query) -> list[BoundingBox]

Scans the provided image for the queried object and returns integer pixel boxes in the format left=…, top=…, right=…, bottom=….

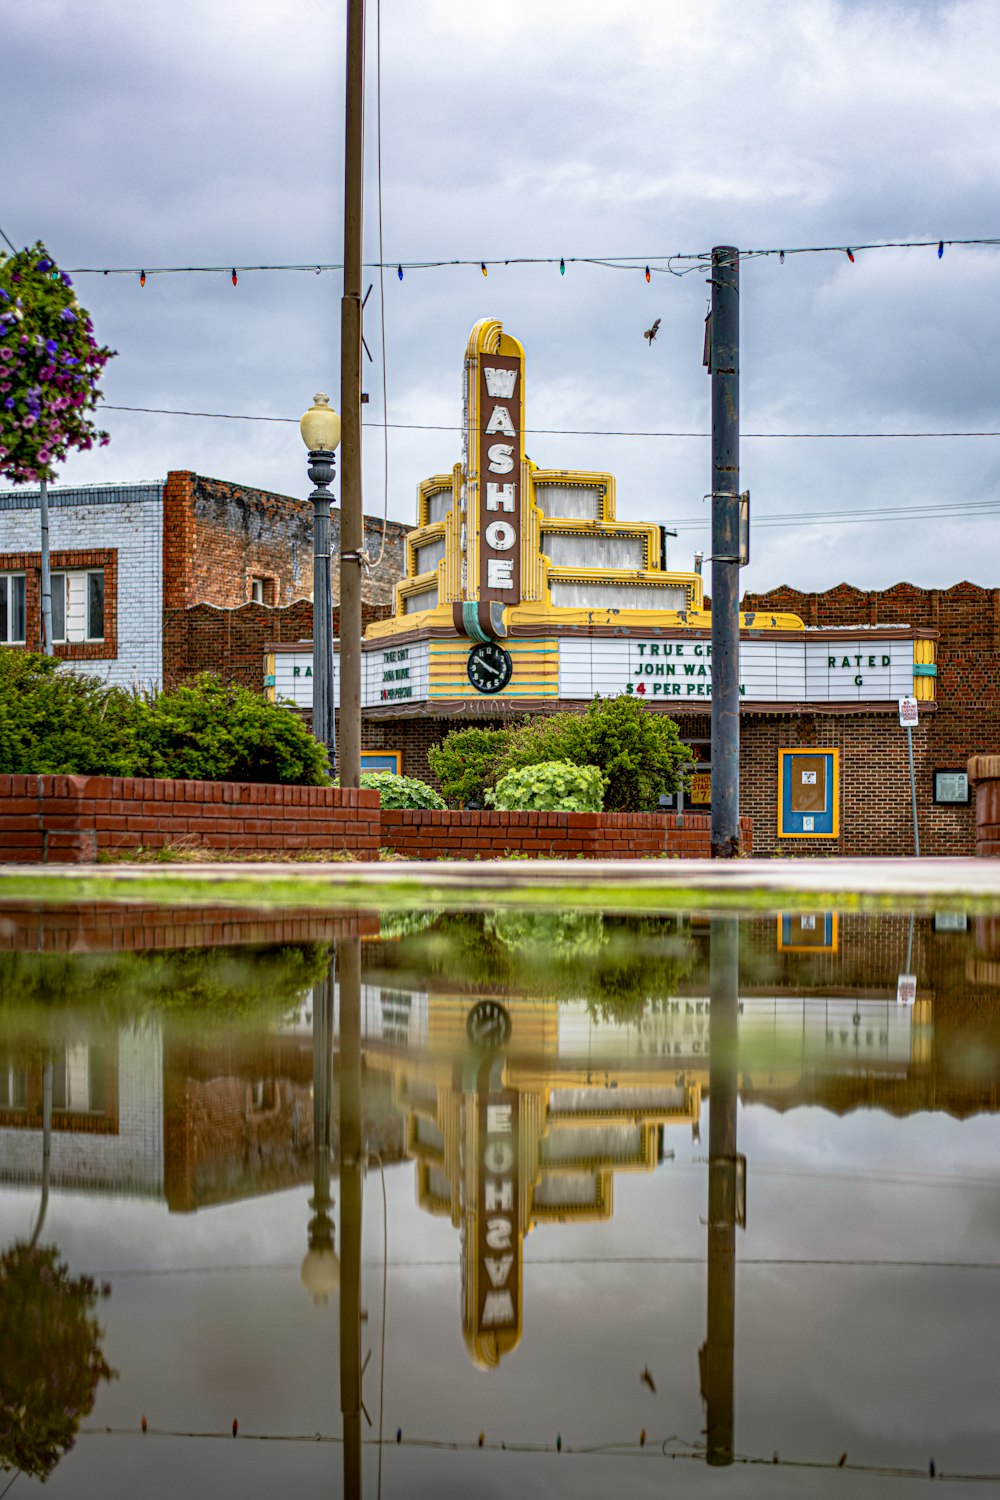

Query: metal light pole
left=709, top=246, right=741, bottom=859
left=339, top=0, right=366, bottom=791
left=300, top=395, right=341, bottom=773
left=39, top=477, right=54, bottom=655
left=339, top=934, right=364, bottom=1495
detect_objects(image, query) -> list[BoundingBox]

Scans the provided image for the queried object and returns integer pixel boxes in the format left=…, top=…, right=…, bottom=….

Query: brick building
left=0, top=470, right=408, bottom=688
left=268, top=317, right=1000, bottom=857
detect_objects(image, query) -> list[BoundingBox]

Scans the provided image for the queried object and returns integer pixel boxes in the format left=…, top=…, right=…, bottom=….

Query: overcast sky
left=4, top=0, right=1000, bottom=592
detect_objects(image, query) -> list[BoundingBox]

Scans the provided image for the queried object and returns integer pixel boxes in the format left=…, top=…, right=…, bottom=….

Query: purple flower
left=22, top=414, right=36, bottom=428
left=61, top=272, right=73, bottom=287
left=60, top=308, right=77, bottom=323
left=0, top=348, right=12, bottom=362
left=3, top=398, right=13, bottom=410
left=0, top=288, right=8, bottom=302
left=36, top=258, right=52, bottom=272
left=45, top=338, right=58, bottom=355
left=37, top=446, right=51, bottom=463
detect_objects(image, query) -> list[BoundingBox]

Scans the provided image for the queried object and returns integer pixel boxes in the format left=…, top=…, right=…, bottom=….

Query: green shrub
left=0, top=649, right=135, bottom=775
left=426, top=723, right=515, bottom=806
left=492, top=695, right=687, bottom=812
left=485, top=759, right=606, bottom=812
left=129, top=674, right=329, bottom=785
left=358, top=772, right=445, bottom=810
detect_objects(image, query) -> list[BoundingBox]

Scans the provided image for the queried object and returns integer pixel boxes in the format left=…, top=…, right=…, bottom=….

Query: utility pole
left=709, top=247, right=741, bottom=858
left=39, top=477, right=54, bottom=655
left=339, top=0, right=365, bottom=790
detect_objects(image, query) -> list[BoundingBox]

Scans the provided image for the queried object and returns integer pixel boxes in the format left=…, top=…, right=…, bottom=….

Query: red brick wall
left=162, top=599, right=392, bottom=690
left=162, top=470, right=409, bottom=613
left=380, top=809, right=751, bottom=860
left=0, top=775, right=380, bottom=863
left=741, top=580, right=1000, bottom=856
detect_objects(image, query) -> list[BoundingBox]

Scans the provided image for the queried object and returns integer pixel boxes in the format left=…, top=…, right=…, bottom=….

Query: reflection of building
left=365, top=996, right=700, bottom=1369
left=0, top=1023, right=164, bottom=1198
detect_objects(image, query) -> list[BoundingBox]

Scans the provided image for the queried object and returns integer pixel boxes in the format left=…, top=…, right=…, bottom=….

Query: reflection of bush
left=382, top=913, right=697, bottom=1025
left=0, top=1243, right=115, bottom=1482
left=485, top=910, right=607, bottom=957
left=377, top=910, right=438, bottom=943
left=0, top=944, right=331, bottom=1043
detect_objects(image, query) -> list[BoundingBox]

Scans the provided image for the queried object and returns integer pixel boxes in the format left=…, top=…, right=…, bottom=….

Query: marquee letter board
left=778, top=748, right=839, bottom=838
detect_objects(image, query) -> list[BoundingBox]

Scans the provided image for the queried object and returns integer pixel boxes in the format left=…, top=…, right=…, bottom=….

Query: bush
left=492, top=696, right=687, bottom=812
left=128, top=675, right=330, bottom=785
left=0, top=650, right=135, bottom=775
left=358, top=772, right=445, bottom=810
left=0, top=654, right=329, bottom=785
left=485, top=759, right=605, bottom=812
left=426, top=724, right=515, bottom=807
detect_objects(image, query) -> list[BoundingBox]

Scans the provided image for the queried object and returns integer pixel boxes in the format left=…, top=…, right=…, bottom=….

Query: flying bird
left=643, top=318, right=661, bottom=346
left=640, top=1365, right=657, bottom=1393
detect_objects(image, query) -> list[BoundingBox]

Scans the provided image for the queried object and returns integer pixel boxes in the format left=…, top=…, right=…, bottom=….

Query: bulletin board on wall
left=360, top=751, right=402, bottom=774
left=776, top=912, right=839, bottom=952
left=777, top=748, right=839, bottom=838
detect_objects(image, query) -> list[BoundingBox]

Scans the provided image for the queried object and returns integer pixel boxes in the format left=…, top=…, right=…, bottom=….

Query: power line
left=99, top=405, right=1000, bottom=441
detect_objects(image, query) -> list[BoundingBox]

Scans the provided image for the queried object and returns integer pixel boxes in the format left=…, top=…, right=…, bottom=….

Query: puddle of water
left=1, top=902, right=999, bottom=1496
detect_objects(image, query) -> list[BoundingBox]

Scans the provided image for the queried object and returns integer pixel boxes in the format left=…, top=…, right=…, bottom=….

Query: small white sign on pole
left=898, top=695, right=919, bottom=727
left=896, top=974, right=917, bottom=1006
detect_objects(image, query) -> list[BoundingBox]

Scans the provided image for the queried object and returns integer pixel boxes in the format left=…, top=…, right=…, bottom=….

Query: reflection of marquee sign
left=454, top=321, right=527, bottom=642
left=470, top=1060, right=521, bottom=1368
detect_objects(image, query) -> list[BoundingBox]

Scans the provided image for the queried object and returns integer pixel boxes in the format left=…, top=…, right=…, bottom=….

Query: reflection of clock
left=467, top=642, right=513, bottom=694
left=466, top=999, right=512, bottom=1049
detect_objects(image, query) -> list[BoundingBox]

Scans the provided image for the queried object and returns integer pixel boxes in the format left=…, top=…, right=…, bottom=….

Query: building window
left=51, top=573, right=66, bottom=641
left=0, top=574, right=27, bottom=643
left=251, top=577, right=265, bottom=604
left=46, top=569, right=105, bottom=644
left=87, top=570, right=104, bottom=640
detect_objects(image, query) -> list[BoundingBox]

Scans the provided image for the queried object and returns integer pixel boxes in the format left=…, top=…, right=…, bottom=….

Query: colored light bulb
left=140, top=270, right=146, bottom=287
left=559, top=258, right=565, bottom=275
left=645, top=265, right=651, bottom=283
left=397, top=265, right=403, bottom=281
left=846, top=248, right=855, bottom=263
left=938, top=241, right=944, bottom=258
left=231, top=269, right=238, bottom=286
left=481, top=262, right=487, bottom=277
left=779, top=250, right=785, bottom=265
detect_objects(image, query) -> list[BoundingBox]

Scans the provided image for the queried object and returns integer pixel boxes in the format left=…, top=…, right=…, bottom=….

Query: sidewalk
left=1, top=856, right=998, bottom=904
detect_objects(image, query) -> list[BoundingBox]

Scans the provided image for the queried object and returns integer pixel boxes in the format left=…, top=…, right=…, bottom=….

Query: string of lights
left=76, top=1426, right=1000, bottom=1479
left=59, top=234, right=1000, bottom=280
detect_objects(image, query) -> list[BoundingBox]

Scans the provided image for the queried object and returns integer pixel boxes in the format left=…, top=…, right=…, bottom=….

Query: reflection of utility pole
left=700, top=916, right=741, bottom=1465
left=29, top=1060, right=53, bottom=1248
left=340, top=935, right=364, bottom=1497
left=301, top=964, right=338, bottom=1304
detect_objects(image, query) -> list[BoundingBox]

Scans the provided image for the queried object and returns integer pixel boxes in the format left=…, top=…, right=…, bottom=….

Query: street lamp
left=300, top=394, right=342, bottom=770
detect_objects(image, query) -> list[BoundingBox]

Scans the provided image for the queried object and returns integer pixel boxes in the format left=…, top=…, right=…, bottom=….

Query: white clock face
left=467, top=643, right=513, bottom=694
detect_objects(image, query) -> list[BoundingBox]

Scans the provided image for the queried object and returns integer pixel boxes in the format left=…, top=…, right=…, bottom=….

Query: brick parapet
left=0, top=774, right=381, bottom=863
left=379, top=809, right=750, bottom=860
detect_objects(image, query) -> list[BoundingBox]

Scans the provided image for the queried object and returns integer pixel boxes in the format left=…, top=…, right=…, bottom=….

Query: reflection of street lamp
left=300, top=394, right=342, bottom=772
left=301, top=1192, right=339, bottom=1305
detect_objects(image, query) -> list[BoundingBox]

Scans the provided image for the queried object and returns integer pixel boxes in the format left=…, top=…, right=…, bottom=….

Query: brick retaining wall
left=380, top=809, right=752, bottom=860
left=0, top=775, right=381, bottom=863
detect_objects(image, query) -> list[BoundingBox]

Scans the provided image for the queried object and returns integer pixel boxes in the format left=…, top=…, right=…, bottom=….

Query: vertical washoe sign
left=454, top=319, right=525, bottom=641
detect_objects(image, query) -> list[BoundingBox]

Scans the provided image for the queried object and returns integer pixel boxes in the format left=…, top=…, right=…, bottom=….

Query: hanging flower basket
left=0, top=241, right=115, bottom=484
